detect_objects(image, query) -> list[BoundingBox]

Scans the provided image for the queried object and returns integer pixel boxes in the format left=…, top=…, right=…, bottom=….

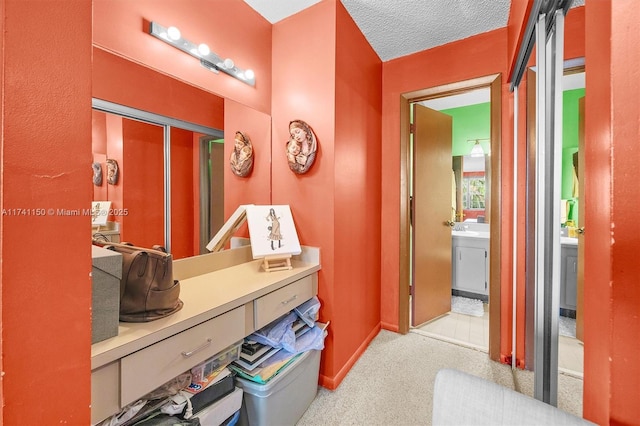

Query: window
left=463, top=176, right=485, bottom=209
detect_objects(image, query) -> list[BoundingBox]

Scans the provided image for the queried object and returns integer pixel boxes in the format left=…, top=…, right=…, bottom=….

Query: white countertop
left=91, top=246, right=321, bottom=370
left=561, top=236, right=578, bottom=246
left=452, top=230, right=490, bottom=239
left=452, top=231, right=578, bottom=246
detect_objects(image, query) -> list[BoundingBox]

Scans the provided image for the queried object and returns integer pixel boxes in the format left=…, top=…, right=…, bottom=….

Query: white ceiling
left=244, top=0, right=585, bottom=62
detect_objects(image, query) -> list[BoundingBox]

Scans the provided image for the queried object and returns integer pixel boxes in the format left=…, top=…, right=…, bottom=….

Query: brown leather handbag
left=94, top=240, right=183, bottom=322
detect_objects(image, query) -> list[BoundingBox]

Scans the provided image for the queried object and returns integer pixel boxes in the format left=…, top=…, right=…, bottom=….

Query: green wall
left=442, top=88, right=585, bottom=202
left=562, top=88, right=585, bottom=199
left=441, top=103, right=491, bottom=156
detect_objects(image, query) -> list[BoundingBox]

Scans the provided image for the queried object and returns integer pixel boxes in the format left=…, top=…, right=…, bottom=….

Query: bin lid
left=92, top=245, right=122, bottom=279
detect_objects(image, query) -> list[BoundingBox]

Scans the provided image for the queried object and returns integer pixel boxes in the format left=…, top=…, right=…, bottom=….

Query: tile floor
left=412, top=302, right=489, bottom=351
left=411, top=302, right=584, bottom=377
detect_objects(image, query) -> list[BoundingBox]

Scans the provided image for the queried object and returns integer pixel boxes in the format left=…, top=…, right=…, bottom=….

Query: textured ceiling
left=340, top=0, right=511, bottom=61
left=244, top=0, right=510, bottom=61
left=244, top=0, right=585, bottom=62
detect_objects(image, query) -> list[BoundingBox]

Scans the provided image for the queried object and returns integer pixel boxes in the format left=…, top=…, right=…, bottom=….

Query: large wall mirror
left=91, top=48, right=227, bottom=260
left=524, top=64, right=585, bottom=376
left=91, top=100, right=224, bottom=259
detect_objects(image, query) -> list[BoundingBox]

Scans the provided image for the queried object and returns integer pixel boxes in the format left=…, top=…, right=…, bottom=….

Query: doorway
left=410, top=90, right=491, bottom=352
left=399, top=74, right=502, bottom=362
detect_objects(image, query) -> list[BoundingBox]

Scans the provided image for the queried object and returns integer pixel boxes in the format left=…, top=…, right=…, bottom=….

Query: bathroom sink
left=452, top=230, right=478, bottom=236
left=452, top=230, right=490, bottom=239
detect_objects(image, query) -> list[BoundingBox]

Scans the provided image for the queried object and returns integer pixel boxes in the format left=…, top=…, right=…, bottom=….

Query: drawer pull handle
left=281, top=295, right=298, bottom=305
left=181, top=338, right=212, bottom=357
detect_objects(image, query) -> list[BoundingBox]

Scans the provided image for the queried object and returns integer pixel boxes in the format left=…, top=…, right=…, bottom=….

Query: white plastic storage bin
left=236, top=349, right=321, bottom=426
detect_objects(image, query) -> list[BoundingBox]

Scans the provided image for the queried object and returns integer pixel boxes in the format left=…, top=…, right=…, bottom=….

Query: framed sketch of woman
left=245, top=205, right=301, bottom=258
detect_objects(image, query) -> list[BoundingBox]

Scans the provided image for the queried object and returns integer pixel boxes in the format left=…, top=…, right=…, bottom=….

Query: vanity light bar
left=149, top=21, right=256, bottom=87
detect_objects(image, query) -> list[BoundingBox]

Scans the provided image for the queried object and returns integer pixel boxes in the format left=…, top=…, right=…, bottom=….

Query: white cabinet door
left=562, top=253, right=578, bottom=309
left=454, top=246, right=487, bottom=295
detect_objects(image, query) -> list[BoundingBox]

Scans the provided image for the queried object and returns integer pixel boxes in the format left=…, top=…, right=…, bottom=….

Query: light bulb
left=470, top=141, right=485, bottom=157
left=198, top=43, right=210, bottom=56
left=223, top=58, right=235, bottom=69
left=167, top=26, right=181, bottom=41
left=245, top=69, right=255, bottom=80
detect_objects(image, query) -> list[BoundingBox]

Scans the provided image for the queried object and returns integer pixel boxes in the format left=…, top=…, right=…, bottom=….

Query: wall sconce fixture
left=468, top=139, right=489, bottom=157
left=149, top=22, right=255, bottom=86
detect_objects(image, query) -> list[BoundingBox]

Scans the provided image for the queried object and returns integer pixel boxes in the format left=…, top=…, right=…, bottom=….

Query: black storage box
left=186, top=374, right=235, bottom=415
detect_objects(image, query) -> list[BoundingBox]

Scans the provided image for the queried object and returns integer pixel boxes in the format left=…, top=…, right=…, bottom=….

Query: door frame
left=399, top=73, right=502, bottom=361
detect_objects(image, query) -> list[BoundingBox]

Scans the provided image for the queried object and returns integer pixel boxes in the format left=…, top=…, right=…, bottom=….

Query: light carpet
left=451, top=295, right=485, bottom=317
left=297, top=330, right=583, bottom=426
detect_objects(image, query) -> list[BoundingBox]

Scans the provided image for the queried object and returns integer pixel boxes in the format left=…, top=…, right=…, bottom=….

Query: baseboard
left=318, top=322, right=381, bottom=390
left=452, top=289, right=488, bottom=303
left=381, top=321, right=399, bottom=332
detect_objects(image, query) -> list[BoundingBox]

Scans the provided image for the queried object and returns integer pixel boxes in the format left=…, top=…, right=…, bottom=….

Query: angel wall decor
left=106, top=158, right=119, bottom=185
left=286, top=119, right=317, bottom=174
left=92, top=162, right=103, bottom=186
left=230, top=131, right=254, bottom=177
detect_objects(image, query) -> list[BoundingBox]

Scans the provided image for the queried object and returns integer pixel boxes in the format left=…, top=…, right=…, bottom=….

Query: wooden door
left=576, top=97, right=585, bottom=341
left=412, top=104, right=453, bottom=326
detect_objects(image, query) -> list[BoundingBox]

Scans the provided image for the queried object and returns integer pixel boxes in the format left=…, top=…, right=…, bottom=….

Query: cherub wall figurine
left=92, top=162, right=103, bottom=186
left=106, top=158, right=119, bottom=185
left=286, top=120, right=317, bottom=174
left=229, top=131, right=254, bottom=177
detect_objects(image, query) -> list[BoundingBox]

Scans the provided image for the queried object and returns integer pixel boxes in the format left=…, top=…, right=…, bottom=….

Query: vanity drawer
left=254, top=276, right=314, bottom=329
left=91, top=361, right=119, bottom=425
left=120, top=306, right=245, bottom=406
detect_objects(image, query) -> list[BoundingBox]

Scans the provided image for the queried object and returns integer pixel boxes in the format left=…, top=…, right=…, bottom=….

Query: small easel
left=261, top=254, right=292, bottom=272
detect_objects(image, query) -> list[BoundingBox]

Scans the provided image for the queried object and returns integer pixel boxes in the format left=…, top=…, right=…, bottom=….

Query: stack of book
left=230, top=319, right=313, bottom=384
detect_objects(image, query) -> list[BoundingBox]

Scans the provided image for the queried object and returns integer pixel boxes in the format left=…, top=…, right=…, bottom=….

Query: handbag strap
left=93, top=239, right=170, bottom=257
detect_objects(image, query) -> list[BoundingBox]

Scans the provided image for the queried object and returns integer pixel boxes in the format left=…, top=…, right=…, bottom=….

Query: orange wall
left=332, top=1, right=383, bottom=386
left=380, top=29, right=510, bottom=345
left=583, top=2, right=612, bottom=422
left=5, top=1, right=638, bottom=423
left=92, top=0, right=272, bottom=114
left=170, top=127, right=197, bottom=259
left=122, top=119, right=165, bottom=247
left=93, top=48, right=224, bottom=130
left=271, top=0, right=383, bottom=388
left=583, top=2, right=640, bottom=424
left=606, top=3, right=640, bottom=421
left=223, top=99, right=273, bottom=229
left=93, top=110, right=109, bottom=201
left=0, top=0, right=93, bottom=423
left=271, top=0, right=338, bottom=384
